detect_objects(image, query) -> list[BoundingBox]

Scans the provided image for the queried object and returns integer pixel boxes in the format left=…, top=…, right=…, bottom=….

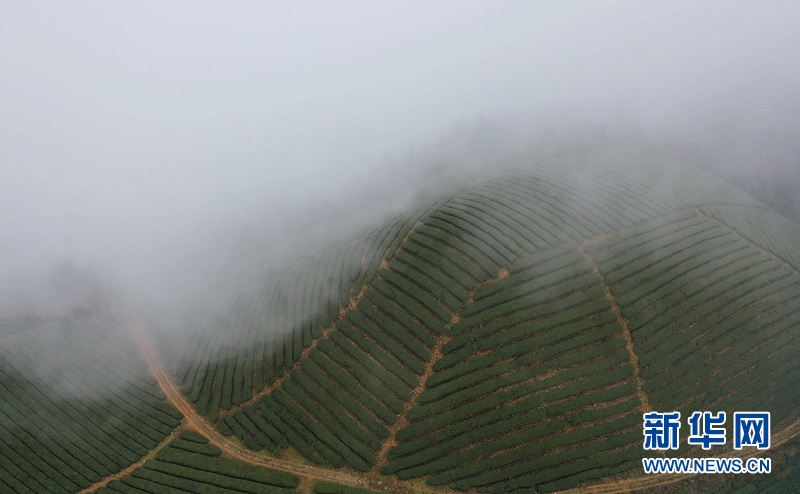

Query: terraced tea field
left=2, top=150, right=799, bottom=492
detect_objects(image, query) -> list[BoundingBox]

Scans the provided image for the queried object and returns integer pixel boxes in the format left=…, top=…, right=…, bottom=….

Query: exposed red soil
left=221, top=283, right=370, bottom=417
left=579, top=239, right=652, bottom=413
left=374, top=267, right=511, bottom=471
left=374, top=332, right=451, bottom=470
left=76, top=422, right=186, bottom=494
left=115, top=218, right=800, bottom=494
left=126, top=300, right=455, bottom=494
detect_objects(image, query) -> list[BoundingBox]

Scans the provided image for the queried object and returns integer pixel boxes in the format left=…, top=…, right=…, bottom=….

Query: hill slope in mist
left=167, top=149, right=800, bottom=492
left=2, top=148, right=800, bottom=494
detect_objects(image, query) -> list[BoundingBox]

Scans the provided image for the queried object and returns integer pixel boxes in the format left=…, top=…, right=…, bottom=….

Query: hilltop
left=2, top=149, right=800, bottom=493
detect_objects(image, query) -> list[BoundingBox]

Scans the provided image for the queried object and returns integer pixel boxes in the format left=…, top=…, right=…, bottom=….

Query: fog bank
left=2, top=1, right=798, bottom=315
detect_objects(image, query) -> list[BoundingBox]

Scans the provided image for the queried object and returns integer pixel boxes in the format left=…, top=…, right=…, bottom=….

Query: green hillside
left=0, top=312, right=182, bottom=493
left=95, top=430, right=299, bottom=494
left=2, top=150, right=799, bottom=493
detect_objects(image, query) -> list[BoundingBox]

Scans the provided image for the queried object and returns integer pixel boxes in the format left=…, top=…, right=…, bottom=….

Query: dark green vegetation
left=0, top=311, right=182, bottom=493
left=96, top=431, right=299, bottom=494
left=314, top=480, right=380, bottom=494
left=167, top=150, right=800, bottom=492
left=587, top=208, right=800, bottom=454
left=384, top=244, right=643, bottom=492
left=2, top=149, right=799, bottom=493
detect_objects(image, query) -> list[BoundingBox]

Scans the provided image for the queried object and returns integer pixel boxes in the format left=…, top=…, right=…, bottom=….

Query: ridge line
left=579, top=237, right=652, bottom=413
left=221, top=284, right=368, bottom=417
left=373, top=267, right=510, bottom=471
left=696, top=207, right=800, bottom=275
left=127, top=310, right=382, bottom=491
left=76, top=421, right=186, bottom=493
left=221, top=221, right=424, bottom=417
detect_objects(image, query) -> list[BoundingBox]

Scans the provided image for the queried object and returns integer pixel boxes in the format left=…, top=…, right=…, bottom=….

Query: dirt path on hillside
left=221, top=284, right=370, bottom=418
left=77, top=422, right=186, bottom=494
left=374, top=332, right=451, bottom=470
left=373, top=267, right=510, bottom=471
left=125, top=276, right=800, bottom=494
left=220, top=222, right=424, bottom=419
left=128, top=313, right=378, bottom=489
left=128, top=310, right=456, bottom=494
left=579, top=239, right=652, bottom=413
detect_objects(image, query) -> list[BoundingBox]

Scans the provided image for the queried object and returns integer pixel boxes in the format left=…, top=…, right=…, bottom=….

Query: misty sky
left=2, top=1, right=799, bottom=304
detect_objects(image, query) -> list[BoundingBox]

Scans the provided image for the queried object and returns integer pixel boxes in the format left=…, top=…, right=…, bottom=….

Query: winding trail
left=220, top=284, right=369, bottom=418
left=373, top=331, right=450, bottom=471
left=579, top=237, right=652, bottom=413
left=128, top=311, right=377, bottom=491
left=120, top=225, right=800, bottom=494
left=77, top=423, right=186, bottom=494
left=125, top=295, right=800, bottom=494
left=220, top=221, right=424, bottom=419
left=374, top=267, right=510, bottom=470
left=127, top=309, right=458, bottom=494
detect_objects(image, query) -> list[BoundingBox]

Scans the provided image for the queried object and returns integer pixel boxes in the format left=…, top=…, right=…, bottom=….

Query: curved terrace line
left=76, top=422, right=186, bottom=494
left=127, top=307, right=459, bottom=494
